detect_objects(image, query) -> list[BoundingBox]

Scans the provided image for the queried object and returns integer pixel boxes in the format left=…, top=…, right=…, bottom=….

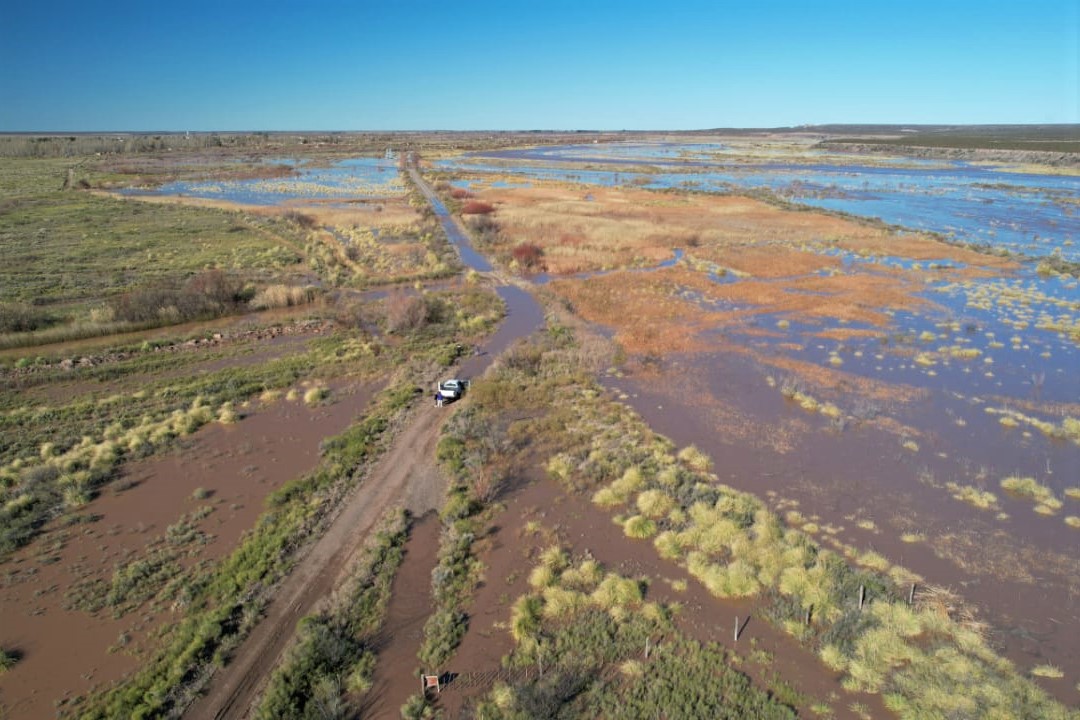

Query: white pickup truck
left=437, top=378, right=469, bottom=400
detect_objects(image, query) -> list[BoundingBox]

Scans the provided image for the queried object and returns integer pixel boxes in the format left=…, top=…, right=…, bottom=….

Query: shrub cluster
left=109, top=269, right=248, bottom=324
left=460, top=200, right=495, bottom=215
left=0, top=302, right=57, bottom=333
left=474, top=550, right=795, bottom=720
left=511, top=243, right=545, bottom=272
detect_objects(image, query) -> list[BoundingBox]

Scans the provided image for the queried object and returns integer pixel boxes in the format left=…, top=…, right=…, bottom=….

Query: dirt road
left=183, top=394, right=450, bottom=720
left=183, top=165, right=545, bottom=719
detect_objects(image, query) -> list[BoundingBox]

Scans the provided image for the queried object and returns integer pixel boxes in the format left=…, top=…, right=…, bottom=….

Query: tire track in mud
left=184, top=400, right=449, bottom=720
left=187, top=164, right=545, bottom=719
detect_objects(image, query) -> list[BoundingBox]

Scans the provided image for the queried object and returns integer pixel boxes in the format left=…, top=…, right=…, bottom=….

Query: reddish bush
left=460, top=201, right=494, bottom=215
left=184, top=269, right=244, bottom=306
left=384, top=291, right=436, bottom=333
left=511, top=243, right=545, bottom=272
left=450, top=188, right=473, bottom=199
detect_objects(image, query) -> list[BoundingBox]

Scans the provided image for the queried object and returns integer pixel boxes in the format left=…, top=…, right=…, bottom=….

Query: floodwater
left=431, top=467, right=874, bottom=720
left=425, top=155, right=1080, bottom=703
left=443, top=142, right=1080, bottom=262
left=121, top=157, right=405, bottom=206
left=0, top=381, right=378, bottom=719
left=104, top=147, right=1080, bottom=705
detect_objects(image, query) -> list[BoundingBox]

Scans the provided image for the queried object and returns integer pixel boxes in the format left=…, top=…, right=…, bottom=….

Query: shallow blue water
left=122, top=157, right=403, bottom=206
left=441, top=142, right=1080, bottom=262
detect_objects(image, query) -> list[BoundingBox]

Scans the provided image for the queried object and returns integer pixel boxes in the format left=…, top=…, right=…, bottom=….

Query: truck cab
left=437, top=379, right=468, bottom=400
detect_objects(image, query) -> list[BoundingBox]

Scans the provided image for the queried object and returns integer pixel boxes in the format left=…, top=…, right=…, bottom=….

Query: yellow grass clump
left=944, top=482, right=999, bottom=512
left=528, top=564, right=557, bottom=590
left=590, top=574, right=644, bottom=610
left=623, top=515, right=658, bottom=539
left=540, top=585, right=585, bottom=619
left=1000, top=475, right=1060, bottom=513
left=686, top=552, right=761, bottom=598
left=538, top=545, right=569, bottom=572
left=636, top=488, right=675, bottom=518
left=249, top=284, right=315, bottom=310
left=510, top=595, right=542, bottom=644
left=303, top=386, right=328, bottom=407
left=677, top=445, right=712, bottom=472
left=1031, top=664, right=1064, bottom=679
left=217, top=401, right=239, bottom=424
left=559, top=558, right=603, bottom=590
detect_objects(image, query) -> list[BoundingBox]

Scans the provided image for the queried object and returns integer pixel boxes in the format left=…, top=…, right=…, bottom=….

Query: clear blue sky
left=1, top=0, right=1077, bottom=131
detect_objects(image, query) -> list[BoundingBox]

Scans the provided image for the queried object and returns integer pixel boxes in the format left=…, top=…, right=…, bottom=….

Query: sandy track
left=183, top=399, right=449, bottom=720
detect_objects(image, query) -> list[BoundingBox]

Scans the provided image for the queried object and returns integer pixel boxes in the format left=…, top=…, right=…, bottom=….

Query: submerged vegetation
left=72, top=379, right=422, bottom=718
left=462, top=311, right=1074, bottom=719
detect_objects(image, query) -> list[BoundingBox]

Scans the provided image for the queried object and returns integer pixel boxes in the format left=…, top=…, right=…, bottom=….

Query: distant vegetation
left=822, top=124, right=1080, bottom=154
left=0, top=157, right=312, bottom=347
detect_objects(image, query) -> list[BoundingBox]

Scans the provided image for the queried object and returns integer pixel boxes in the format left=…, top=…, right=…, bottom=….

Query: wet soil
left=0, top=381, right=378, bottom=719
left=176, top=278, right=543, bottom=719
left=454, top=175, right=1080, bottom=706
left=358, top=515, right=441, bottom=719
left=425, top=465, right=876, bottom=720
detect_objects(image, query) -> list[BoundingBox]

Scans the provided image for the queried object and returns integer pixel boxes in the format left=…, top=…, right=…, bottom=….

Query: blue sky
left=1, top=0, right=1077, bottom=131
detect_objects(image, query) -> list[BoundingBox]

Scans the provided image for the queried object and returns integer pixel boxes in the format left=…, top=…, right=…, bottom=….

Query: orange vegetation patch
left=707, top=245, right=843, bottom=277
left=711, top=270, right=934, bottom=326
left=548, top=260, right=936, bottom=356
left=549, top=269, right=718, bottom=356
left=473, top=181, right=1015, bottom=277
left=811, top=327, right=887, bottom=342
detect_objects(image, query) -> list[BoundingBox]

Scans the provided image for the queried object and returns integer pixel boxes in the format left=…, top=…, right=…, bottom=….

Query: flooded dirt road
left=181, top=174, right=544, bottom=716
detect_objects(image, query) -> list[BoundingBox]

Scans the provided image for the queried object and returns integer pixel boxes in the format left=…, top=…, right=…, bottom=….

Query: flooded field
left=443, top=140, right=1079, bottom=261
left=0, top=376, right=378, bottom=718
left=121, top=156, right=406, bottom=206
left=429, top=158, right=1080, bottom=706
left=3, top=136, right=1076, bottom=717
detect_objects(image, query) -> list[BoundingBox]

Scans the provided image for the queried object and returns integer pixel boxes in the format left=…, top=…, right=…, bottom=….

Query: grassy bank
left=472, top=548, right=795, bottom=719
left=255, top=508, right=410, bottom=719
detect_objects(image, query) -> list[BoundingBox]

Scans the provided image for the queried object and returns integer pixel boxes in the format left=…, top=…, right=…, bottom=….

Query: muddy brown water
left=0, top=381, right=378, bottom=719
left=605, top=349, right=1080, bottom=706
left=358, top=514, right=442, bottom=720
left=421, top=468, right=874, bottom=720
